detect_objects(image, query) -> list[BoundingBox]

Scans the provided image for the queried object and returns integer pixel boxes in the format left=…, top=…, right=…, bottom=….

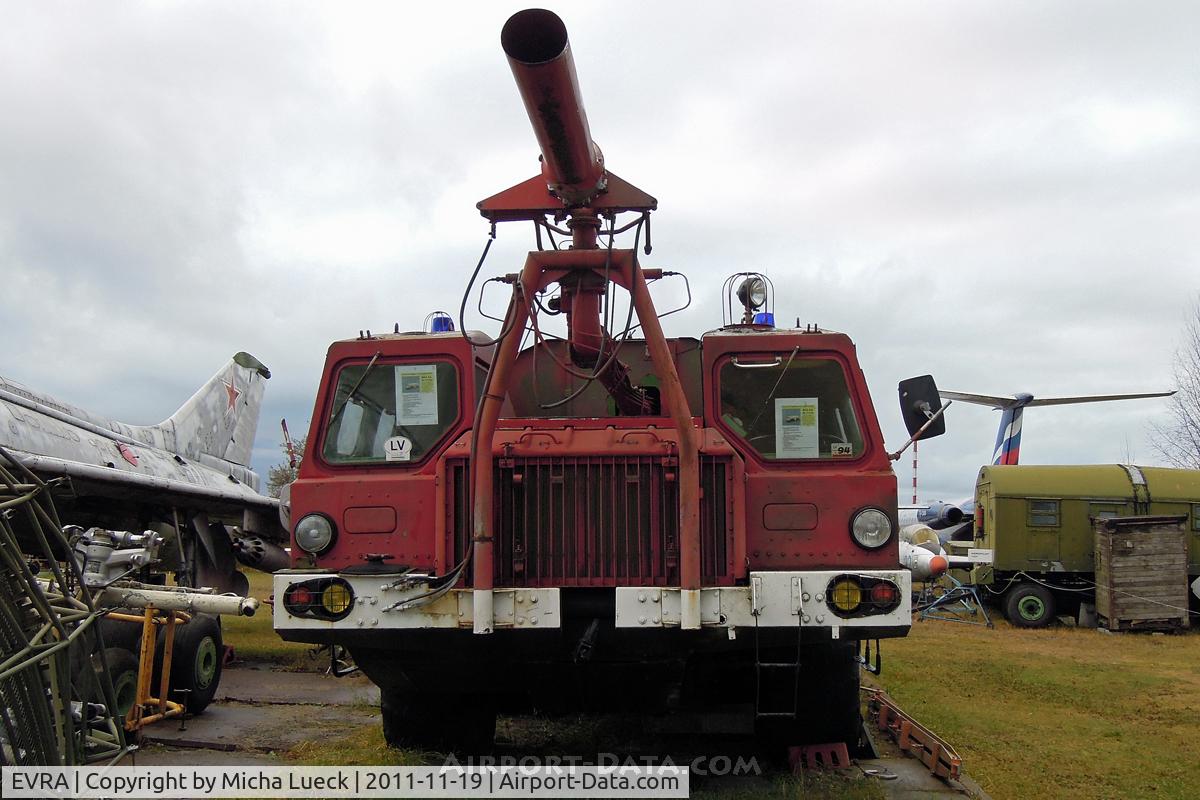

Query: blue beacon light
left=426, top=311, right=456, bottom=333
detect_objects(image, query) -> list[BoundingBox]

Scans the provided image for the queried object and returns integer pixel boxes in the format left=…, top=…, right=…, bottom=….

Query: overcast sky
left=2, top=1, right=1196, bottom=503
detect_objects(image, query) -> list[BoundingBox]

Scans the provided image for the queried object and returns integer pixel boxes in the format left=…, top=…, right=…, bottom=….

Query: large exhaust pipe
left=500, top=9, right=649, bottom=415
left=501, top=9, right=606, bottom=207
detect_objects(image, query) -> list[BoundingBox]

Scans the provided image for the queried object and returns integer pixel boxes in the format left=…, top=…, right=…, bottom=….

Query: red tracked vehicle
left=274, top=9, right=944, bottom=751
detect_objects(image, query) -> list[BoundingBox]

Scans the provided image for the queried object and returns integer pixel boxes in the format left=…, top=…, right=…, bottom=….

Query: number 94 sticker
left=829, top=442, right=854, bottom=456
left=384, top=436, right=413, bottom=462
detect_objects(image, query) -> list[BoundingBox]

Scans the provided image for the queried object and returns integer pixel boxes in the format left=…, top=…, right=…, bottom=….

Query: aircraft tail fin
left=992, top=406, right=1023, bottom=465
left=159, top=353, right=272, bottom=468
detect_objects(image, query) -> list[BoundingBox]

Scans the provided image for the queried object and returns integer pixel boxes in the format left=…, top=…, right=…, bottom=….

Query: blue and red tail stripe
left=991, top=407, right=1023, bottom=465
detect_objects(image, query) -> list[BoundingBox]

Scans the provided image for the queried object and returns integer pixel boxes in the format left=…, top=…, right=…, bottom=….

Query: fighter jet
left=0, top=352, right=289, bottom=595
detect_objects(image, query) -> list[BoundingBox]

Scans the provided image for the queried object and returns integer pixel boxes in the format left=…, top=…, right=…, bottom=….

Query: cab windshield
left=322, top=361, right=459, bottom=465
left=718, top=354, right=864, bottom=460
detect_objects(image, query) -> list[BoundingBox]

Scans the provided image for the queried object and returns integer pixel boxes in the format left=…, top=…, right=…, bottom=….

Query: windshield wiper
left=747, top=346, right=800, bottom=433
left=328, top=351, right=382, bottom=426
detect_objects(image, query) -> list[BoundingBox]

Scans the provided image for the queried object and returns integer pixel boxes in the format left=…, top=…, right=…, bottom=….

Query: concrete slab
left=122, top=665, right=380, bottom=766
left=858, top=758, right=981, bottom=800
left=216, top=664, right=380, bottom=707
left=126, top=746, right=283, bottom=767
left=140, top=700, right=377, bottom=752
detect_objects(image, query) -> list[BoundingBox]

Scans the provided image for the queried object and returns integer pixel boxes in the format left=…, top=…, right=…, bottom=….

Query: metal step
left=753, top=612, right=806, bottom=720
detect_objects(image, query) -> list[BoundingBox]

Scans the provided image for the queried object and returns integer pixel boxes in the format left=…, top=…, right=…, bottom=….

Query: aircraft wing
left=2, top=449, right=279, bottom=516
left=941, top=389, right=1174, bottom=408
left=1024, top=391, right=1175, bottom=407
left=939, top=391, right=1018, bottom=409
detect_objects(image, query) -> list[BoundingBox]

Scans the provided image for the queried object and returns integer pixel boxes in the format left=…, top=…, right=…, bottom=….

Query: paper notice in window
left=395, top=365, right=439, bottom=425
left=775, top=398, right=818, bottom=458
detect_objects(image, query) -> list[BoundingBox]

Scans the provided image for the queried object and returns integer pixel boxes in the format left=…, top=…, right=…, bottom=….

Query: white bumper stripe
left=615, top=571, right=911, bottom=629
left=273, top=570, right=910, bottom=633
left=273, top=574, right=560, bottom=631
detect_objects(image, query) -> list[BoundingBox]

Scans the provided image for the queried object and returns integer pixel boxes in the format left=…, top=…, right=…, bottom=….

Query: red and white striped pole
left=911, top=440, right=918, bottom=504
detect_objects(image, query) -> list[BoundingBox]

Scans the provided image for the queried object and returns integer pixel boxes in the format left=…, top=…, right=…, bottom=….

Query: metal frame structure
left=915, top=575, right=994, bottom=628
left=0, top=449, right=127, bottom=765
left=865, top=688, right=962, bottom=782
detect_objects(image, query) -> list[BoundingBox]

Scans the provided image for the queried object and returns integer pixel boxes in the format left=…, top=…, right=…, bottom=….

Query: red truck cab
left=275, top=317, right=923, bottom=750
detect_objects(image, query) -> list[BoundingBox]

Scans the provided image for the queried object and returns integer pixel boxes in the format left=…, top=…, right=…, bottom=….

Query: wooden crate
left=1094, top=515, right=1190, bottom=632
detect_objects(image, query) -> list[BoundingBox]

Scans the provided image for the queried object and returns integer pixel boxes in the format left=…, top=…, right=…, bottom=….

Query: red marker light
left=287, top=585, right=314, bottom=609
left=870, top=581, right=898, bottom=605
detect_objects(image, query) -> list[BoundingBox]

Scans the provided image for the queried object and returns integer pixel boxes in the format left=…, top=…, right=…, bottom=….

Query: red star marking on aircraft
left=223, top=380, right=241, bottom=414
left=116, top=442, right=139, bottom=466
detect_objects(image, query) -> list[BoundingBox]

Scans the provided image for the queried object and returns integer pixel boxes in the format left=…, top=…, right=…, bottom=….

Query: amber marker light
left=830, top=578, right=863, bottom=613
left=321, top=581, right=353, bottom=616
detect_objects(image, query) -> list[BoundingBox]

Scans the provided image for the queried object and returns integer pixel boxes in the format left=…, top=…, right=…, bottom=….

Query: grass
left=879, top=617, right=1200, bottom=800
left=287, top=724, right=430, bottom=766
left=221, top=569, right=315, bottom=670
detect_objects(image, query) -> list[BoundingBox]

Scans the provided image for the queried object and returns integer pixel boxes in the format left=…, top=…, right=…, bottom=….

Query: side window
left=1192, top=503, right=1200, bottom=532
left=323, top=361, right=459, bottom=465
left=1089, top=502, right=1123, bottom=521
left=718, top=356, right=864, bottom=460
left=1028, top=499, right=1061, bottom=527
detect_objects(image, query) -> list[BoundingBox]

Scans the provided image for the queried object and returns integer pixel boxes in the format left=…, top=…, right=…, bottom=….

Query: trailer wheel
left=381, top=688, right=496, bottom=753
left=1005, top=583, right=1056, bottom=628
left=165, top=613, right=223, bottom=714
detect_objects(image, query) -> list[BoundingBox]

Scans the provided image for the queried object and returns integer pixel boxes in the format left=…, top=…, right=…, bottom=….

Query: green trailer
left=964, top=465, right=1200, bottom=627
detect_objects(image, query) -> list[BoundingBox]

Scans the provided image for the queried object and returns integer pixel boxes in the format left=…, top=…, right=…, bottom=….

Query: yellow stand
left=107, top=606, right=188, bottom=733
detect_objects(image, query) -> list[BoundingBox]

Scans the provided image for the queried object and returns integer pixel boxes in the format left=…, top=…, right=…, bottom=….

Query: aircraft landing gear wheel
left=167, top=613, right=223, bottom=714
left=103, top=647, right=140, bottom=719
left=1005, top=583, right=1056, bottom=628
left=97, top=617, right=142, bottom=653
left=381, top=688, right=496, bottom=753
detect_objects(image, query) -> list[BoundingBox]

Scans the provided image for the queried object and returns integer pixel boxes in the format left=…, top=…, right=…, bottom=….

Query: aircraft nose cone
left=929, top=555, right=948, bottom=577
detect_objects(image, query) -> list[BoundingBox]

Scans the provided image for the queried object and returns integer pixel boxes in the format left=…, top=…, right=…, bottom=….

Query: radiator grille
left=448, top=455, right=733, bottom=587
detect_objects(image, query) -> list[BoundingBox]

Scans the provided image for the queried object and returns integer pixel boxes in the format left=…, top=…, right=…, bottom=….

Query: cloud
left=0, top=0, right=1195, bottom=507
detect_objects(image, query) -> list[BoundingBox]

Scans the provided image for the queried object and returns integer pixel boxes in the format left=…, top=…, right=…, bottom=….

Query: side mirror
left=899, top=375, right=947, bottom=441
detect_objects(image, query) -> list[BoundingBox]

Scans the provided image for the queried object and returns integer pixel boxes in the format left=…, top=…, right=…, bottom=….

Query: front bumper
left=274, top=570, right=911, bottom=636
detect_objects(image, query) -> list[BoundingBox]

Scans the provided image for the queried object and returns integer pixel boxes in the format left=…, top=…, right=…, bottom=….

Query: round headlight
left=295, top=513, right=335, bottom=554
left=736, top=277, right=767, bottom=310
left=851, top=508, right=893, bottom=549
